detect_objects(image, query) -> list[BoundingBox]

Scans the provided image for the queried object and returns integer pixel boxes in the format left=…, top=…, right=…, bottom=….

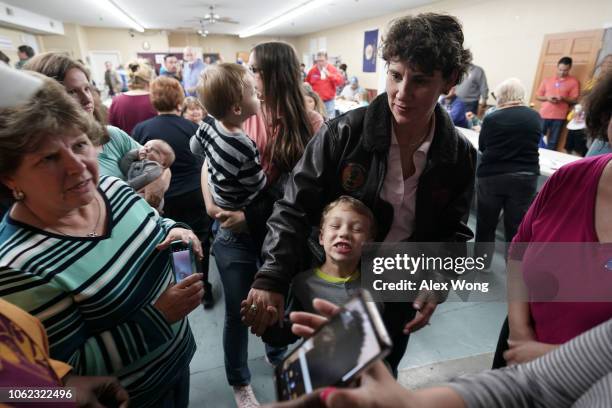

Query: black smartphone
left=170, top=240, right=197, bottom=282
left=274, top=290, right=392, bottom=401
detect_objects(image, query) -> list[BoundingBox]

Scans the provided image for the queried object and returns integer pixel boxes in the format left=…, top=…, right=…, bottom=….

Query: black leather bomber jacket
left=253, top=93, right=477, bottom=295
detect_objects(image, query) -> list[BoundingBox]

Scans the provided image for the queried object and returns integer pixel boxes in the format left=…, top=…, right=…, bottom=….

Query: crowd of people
left=1, top=10, right=612, bottom=408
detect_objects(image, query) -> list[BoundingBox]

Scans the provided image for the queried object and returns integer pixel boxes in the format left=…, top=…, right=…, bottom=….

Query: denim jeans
left=475, top=173, right=538, bottom=266
left=213, top=226, right=259, bottom=386
left=542, top=118, right=565, bottom=150
left=324, top=99, right=336, bottom=119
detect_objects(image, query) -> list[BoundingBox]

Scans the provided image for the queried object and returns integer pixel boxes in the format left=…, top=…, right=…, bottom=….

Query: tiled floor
left=187, top=217, right=508, bottom=406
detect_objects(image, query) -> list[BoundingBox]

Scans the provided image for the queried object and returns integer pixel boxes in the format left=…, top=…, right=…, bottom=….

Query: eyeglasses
left=249, top=65, right=262, bottom=74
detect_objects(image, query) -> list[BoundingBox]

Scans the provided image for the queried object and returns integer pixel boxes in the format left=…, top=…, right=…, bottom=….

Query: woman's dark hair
left=252, top=42, right=314, bottom=173
left=18, top=45, right=35, bottom=58
left=24, top=52, right=109, bottom=145
left=381, top=13, right=472, bottom=83
left=584, top=72, right=612, bottom=141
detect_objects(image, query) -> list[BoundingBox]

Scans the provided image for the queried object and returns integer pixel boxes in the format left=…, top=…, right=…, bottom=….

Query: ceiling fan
left=186, top=5, right=239, bottom=26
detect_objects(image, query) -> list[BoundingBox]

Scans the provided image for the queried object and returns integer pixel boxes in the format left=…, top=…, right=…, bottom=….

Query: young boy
left=191, top=63, right=265, bottom=211
left=261, top=195, right=376, bottom=347
left=119, top=139, right=175, bottom=210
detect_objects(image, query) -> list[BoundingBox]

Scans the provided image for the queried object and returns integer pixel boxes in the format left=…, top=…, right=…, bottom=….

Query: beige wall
left=168, top=33, right=297, bottom=62
left=40, top=23, right=86, bottom=59
left=294, top=0, right=612, bottom=99
left=83, top=27, right=169, bottom=63
left=0, top=26, right=42, bottom=65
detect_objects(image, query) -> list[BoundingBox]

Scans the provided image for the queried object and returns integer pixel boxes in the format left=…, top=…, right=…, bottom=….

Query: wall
left=40, top=23, right=86, bottom=59
left=83, top=27, right=169, bottom=63
left=0, top=26, right=42, bottom=65
left=167, top=33, right=297, bottom=62
left=294, top=0, right=612, bottom=99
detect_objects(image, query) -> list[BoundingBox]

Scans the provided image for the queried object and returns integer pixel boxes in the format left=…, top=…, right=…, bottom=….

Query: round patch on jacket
left=341, top=163, right=367, bottom=192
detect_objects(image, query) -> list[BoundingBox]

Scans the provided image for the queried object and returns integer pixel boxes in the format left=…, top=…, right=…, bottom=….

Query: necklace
left=24, top=195, right=102, bottom=238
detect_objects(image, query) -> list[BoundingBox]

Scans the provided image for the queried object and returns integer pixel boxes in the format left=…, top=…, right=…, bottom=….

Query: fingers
left=312, top=298, right=341, bottom=318
left=403, top=301, right=436, bottom=334
left=412, top=289, right=433, bottom=310
left=326, top=388, right=364, bottom=408
left=289, top=311, right=328, bottom=332
left=503, top=348, right=517, bottom=365
left=263, top=389, right=324, bottom=408
left=251, top=300, right=268, bottom=336
left=191, top=237, right=204, bottom=260
left=276, top=300, right=285, bottom=327
left=155, top=235, right=173, bottom=250
left=175, top=273, right=203, bottom=289
left=291, top=323, right=316, bottom=338
left=242, top=290, right=256, bottom=326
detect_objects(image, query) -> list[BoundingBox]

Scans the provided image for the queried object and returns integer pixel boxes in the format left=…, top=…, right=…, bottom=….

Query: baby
left=191, top=62, right=265, bottom=212
left=120, top=139, right=175, bottom=209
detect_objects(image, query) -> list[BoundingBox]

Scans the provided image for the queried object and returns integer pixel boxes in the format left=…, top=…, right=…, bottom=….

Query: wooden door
left=530, top=30, right=603, bottom=151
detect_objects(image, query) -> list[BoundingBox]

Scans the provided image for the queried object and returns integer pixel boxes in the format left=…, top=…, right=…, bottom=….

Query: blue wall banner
left=363, top=29, right=378, bottom=73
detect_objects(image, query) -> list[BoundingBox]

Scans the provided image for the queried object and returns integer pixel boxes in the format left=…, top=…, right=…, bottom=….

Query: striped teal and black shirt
left=0, top=176, right=196, bottom=407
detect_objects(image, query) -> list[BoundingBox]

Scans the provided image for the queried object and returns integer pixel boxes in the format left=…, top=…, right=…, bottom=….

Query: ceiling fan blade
left=217, top=18, right=240, bottom=24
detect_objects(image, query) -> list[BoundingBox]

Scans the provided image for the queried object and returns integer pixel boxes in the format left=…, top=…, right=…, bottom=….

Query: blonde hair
left=181, top=96, right=206, bottom=116
left=197, top=63, right=250, bottom=119
left=127, top=59, right=154, bottom=90
left=303, top=84, right=327, bottom=119
left=494, top=78, right=525, bottom=106
left=320, top=196, right=377, bottom=238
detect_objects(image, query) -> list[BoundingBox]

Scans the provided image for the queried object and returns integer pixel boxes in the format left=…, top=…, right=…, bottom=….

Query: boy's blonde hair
left=197, top=63, right=250, bottom=119
left=319, top=195, right=377, bottom=238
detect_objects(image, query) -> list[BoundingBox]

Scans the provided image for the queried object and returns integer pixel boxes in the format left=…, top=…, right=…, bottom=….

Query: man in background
left=339, top=76, right=365, bottom=102
left=160, top=54, right=181, bottom=81
left=182, top=46, right=206, bottom=96
left=104, top=61, right=121, bottom=97
left=306, top=50, right=345, bottom=119
left=536, top=56, right=580, bottom=150
left=455, top=63, right=489, bottom=115
left=15, top=45, right=34, bottom=70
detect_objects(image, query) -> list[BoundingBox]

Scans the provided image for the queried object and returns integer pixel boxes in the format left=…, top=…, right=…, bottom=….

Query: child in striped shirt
left=191, top=63, right=266, bottom=211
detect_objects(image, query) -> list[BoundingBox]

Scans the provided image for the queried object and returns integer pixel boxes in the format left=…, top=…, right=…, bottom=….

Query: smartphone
left=274, top=290, right=392, bottom=401
left=170, top=240, right=197, bottom=282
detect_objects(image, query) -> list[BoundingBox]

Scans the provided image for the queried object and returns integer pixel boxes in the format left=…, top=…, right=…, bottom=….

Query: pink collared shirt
left=382, top=117, right=435, bottom=242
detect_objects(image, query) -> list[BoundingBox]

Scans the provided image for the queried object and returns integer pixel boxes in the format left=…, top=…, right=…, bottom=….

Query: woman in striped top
left=0, top=75, right=204, bottom=407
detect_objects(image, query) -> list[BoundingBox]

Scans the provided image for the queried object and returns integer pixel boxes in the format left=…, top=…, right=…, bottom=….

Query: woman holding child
left=243, top=13, right=477, bottom=376
left=195, top=43, right=323, bottom=407
left=133, top=76, right=215, bottom=308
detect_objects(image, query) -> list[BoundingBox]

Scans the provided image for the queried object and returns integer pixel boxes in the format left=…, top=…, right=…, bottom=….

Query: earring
left=12, top=189, right=24, bottom=201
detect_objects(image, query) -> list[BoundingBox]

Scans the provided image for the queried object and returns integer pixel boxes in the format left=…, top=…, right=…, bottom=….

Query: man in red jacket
left=306, top=50, right=345, bottom=118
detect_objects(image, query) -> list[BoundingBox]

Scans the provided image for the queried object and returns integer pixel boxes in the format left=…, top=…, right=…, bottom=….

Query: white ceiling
left=5, top=0, right=437, bottom=37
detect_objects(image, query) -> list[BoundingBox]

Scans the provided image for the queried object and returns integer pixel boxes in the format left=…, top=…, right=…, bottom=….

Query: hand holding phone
left=170, top=240, right=198, bottom=282
left=275, top=291, right=391, bottom=401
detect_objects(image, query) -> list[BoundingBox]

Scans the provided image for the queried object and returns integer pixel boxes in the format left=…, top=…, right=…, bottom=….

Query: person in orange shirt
left=536, top=56, right=580, bottom=150
left=0, top=299, right=129, bottom=408
left=306, top=50, right=345, bottom=119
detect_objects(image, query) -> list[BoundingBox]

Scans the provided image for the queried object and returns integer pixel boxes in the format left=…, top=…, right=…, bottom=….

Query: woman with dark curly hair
left=243, top=13, right=477, bottom=376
